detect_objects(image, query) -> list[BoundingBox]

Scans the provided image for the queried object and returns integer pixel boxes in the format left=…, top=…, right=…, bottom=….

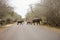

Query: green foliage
left=25, top=0, right=60, bottom=28
left=0, top=0, right=22, bottom=26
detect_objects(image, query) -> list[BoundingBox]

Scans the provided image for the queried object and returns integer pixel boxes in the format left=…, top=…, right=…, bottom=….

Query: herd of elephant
left=17, top=18, right=42, bottom=25
left=0, top=18, right=43, bottom=25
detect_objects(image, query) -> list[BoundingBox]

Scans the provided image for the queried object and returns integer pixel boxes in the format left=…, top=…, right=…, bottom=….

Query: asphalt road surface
left=0, top=23, right=60, bottom=40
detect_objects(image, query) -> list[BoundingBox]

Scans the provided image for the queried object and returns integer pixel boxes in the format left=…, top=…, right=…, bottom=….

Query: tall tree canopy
left=26, top=0, right=60, bottom=27
left=0, top=0, right=21, bottom=24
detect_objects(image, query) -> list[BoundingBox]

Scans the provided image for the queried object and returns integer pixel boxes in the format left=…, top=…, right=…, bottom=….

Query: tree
left=26, top=0, right=60, bottom=27
left=0, top=0, right=21, bottom=25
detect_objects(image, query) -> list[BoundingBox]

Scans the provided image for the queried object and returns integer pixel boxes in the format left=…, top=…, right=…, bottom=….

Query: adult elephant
left=32, top=18, right=42, bottom=25
left=17, top=20, right=24, bottom=25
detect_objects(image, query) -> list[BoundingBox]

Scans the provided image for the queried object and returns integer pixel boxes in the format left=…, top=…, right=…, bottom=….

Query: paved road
left=0, top=24, right=60, bottom=40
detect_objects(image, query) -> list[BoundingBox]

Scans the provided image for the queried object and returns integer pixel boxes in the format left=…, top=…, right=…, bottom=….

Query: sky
left=8, top=0, right=40, bottom=18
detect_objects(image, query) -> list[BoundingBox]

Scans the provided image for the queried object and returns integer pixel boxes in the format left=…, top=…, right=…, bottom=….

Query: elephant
left=32, top=18, right=42, bottom=25
left=17, top=20, right=24, bottom=25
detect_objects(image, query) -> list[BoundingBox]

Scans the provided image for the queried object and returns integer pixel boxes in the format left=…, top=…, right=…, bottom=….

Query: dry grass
left=0, top=26, right=8, bottom=32
left=0, top=24, right=13, bottom=31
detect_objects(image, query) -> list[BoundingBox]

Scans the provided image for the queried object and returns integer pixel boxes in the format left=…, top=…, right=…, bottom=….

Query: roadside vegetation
left=0, top=0, right=21, bottom=27
left=25, top=0, right=60, bottom=28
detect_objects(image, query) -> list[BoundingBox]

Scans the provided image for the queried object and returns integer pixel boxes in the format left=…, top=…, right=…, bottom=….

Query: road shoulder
left=39, top=25, right=60, bottom=33
left=0, top=23, right=15, bottom=32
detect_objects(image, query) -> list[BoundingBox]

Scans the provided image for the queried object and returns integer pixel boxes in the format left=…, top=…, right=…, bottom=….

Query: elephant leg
left=38, top=22, right=40, bottom=25
left=1, top=23, right=3, bottom=26
left=34, top=23, right=35, bottom=25
left=36, top=22, right=38, bottom=25
left=17, top=23, right=19, bottom=25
